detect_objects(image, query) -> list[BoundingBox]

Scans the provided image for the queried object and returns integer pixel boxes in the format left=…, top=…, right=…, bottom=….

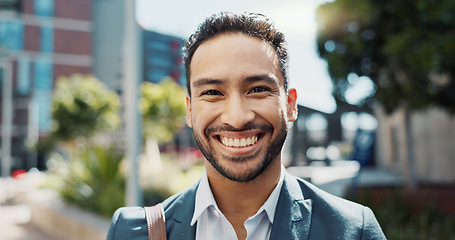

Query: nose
left=220, top=95, right=255, bottom=128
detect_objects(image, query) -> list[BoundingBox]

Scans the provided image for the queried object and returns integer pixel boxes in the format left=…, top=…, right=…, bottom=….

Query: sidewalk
left=287, top=160, right=403, bottom=197
left=0, top=204, right=60, bottom=240
left=0, top=173, right=110, bottom=240
left=1, top=176, right=62, bottom=240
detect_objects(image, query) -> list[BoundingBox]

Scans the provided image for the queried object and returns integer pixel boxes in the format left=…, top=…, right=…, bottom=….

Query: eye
left=201, top=89, right=222, bottom=96
left=249, top=86, right=271, bottom=93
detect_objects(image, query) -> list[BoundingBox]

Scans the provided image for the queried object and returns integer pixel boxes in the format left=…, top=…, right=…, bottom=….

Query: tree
left=51, top=74, right=122, bottom=141
left=317, top=0, right=455, bottom=112
left=138, top=77, right=187, bottom=169
left=47, top=74, right=125, bottom=216
left=316, top=0, right=455, bottom=188
left=139, top=77, right=187, bottom=143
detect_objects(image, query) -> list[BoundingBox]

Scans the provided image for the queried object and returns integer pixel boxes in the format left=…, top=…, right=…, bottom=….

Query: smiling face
left=186, top=33, right=297, bottom=182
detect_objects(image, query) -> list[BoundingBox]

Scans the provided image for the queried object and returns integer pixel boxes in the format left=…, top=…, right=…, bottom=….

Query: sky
left=136, top=0, right=338, bottom=113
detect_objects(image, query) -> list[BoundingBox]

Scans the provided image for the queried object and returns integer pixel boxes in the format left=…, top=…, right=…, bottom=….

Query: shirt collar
left=191, top=170, right=216, bottom=226
left=191, top=165, right=285, bottom=226
left=259, top=164, right=285, bottom=223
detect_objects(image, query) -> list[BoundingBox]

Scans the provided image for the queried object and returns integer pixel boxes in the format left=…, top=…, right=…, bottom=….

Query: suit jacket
left=107, top=171, right=386, bottom=239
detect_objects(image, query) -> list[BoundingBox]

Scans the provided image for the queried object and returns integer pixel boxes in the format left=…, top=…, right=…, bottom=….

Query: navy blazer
left=107, top=171, right=386, bottom=239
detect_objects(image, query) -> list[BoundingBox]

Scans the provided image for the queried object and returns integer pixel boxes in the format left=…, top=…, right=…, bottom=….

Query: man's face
left=186, top=33, right=297, bottom=182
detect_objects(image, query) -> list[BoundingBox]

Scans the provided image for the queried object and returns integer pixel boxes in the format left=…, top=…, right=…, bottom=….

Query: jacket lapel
left=270, top=172, right=313, bottom=240
left=164, top=183, right=198, bottom=240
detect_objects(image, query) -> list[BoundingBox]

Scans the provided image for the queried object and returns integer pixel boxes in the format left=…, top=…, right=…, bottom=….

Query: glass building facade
left=0, top=0, right=92, bottom=171
left=143, top=30, right=186, bottom=86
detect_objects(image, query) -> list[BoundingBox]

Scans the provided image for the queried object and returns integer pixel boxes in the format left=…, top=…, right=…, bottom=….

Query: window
left=0, top=67, right=3, bottom=91
left=178, top=64, right=186, bottom=86
left=0, top=0, right=21, bottom=11
left=148, top=40, right=170, bottom=52
left=40, top=25, right=53, bottom=52
left=33, top=57, right=53, bottom=90
left=0, top=20, right=24, bottom=50
left=33, top=91, right=52, bottom=131
left=17, top=55, right=31, bottom=95
left=34, top=0, right=54, bottom=17
left=305, top=113, right=328, bottom=144
left=147, top=69, right=167, bottom=84
left=148, top=55, right=171, bottom=67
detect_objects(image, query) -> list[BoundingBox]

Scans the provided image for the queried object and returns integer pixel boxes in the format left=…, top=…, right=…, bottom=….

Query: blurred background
left=0, top=0, right=454, bottom=239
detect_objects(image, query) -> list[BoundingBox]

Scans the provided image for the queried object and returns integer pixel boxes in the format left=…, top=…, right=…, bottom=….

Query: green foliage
left=45, top=145, right=204, bottom=217
left=139, top=78, right=187, bottom=143
left=51, top=74, right=122, bottom=141
left=141, top=154, right=205, bottom=206
left=45, top=75, right=190, bottom=216
left=348, top=188, right=455, bottom=240
left=47, top=142, right=125, bottom=217
left=316, top=0, right=455, bottom=114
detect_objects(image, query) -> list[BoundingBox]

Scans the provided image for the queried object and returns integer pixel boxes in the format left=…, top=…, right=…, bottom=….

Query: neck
left=205, top=159, right=282, bottom=220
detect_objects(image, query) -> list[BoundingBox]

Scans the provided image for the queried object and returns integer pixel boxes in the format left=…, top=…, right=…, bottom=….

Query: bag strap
left=144, top=203, right=166, bottom=240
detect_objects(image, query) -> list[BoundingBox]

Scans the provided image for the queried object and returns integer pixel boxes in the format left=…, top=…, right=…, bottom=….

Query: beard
left=193, top=120, right=288, bottom=182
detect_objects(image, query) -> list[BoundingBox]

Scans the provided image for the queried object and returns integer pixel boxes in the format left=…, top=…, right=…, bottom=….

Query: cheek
left=191, top=103, right=219, bottom=132
left=253, top=99, right=284, bottom=123
left=280, top=101, right=289, bottom=120
left=277, top=95, right=291, bottom=120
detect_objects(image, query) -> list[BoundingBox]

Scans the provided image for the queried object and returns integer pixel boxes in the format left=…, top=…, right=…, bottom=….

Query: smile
left=220, top=135, right=259, bottom=148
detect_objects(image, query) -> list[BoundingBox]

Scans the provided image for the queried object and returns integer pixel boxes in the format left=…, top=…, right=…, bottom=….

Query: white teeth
left=240, top=138, right=246, bottom=147
left=220, top=136, right=258, bottom=148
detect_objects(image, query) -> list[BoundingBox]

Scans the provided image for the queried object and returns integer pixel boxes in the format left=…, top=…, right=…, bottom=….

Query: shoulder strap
left=144, top=203, right=166, bottom=240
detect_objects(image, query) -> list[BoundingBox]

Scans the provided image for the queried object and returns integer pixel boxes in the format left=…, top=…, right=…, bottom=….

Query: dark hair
left=183, top=12, right=289, bottom=96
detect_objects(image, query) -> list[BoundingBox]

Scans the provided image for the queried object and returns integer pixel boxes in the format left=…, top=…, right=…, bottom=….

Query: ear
left=286, top=88, right=298, bottom=122
left=185, top=94, right=193, bottom=128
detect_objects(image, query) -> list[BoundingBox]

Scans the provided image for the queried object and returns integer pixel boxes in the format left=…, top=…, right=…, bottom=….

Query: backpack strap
left=144, top=204, right=166, bottom=240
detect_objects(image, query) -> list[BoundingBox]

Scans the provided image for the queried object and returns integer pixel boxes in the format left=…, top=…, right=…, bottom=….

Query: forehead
left=189, top=33, right=283, bottom=86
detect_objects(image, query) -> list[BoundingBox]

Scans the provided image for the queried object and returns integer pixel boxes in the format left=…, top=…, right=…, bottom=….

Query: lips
left=220, top=135, right=259, bottom=148
left=207, top=123, right=271, bottom=150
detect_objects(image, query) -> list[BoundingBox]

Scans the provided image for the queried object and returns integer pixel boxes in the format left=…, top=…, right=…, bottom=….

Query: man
left=107, top=12, right=386, bottom=240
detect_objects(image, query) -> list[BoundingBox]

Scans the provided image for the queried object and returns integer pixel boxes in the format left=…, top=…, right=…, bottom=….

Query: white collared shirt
left=190, top=166, right=285, bottom=240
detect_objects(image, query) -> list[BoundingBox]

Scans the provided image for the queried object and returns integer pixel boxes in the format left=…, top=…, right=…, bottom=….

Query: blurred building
left=143, top=30, right=185, bottom=86
left=0, top=0, right=92, bottom=171
left=92, top=0, right=124, bottom=91
left=92, top=1, right=186, bottom=91
left=289, top=103, right=376, bottom=167
left=375, top=105, right=455, bottom=184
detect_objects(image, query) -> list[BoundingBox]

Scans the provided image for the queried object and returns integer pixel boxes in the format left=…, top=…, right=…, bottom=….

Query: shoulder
left=106, top=181, right=199, bottom=240
left=106, top=206, right=148, bottom=240
left=296, top=176, right=366, bottom=217
left=285, top=172, right=365, bottom=213
left=285, top=173, right=386, bottom=239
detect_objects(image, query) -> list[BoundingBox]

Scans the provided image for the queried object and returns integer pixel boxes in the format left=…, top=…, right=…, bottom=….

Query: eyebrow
left=192, top=74, right=279, bottom=88
left=192, top=78, right=223, bottom=88
left=244, top=74, right=280, bottom=86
